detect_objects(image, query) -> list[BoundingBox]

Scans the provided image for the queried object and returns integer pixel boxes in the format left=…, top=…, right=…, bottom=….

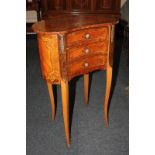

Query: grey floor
left=26, top=34, right=129, bottom=155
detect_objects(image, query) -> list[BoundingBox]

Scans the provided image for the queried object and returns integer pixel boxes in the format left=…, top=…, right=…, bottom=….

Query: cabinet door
left=95, top=0, right=121, bottom=12
left=71, top=0, right=92, bottom=11
left=96, top=0, right=114, bottom=10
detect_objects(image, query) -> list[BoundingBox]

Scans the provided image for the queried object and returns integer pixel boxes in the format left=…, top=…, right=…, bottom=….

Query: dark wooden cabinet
left=46, top=0, right=67, bottom=10
left=96, top=0, right=113, bottom=10
left=26, top=0, right=39, bottom=10
left=40, top=0, right=120, bottom=18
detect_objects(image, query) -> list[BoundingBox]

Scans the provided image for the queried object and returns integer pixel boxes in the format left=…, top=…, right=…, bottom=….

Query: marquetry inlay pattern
left=38, top=34, right=61, bottom=83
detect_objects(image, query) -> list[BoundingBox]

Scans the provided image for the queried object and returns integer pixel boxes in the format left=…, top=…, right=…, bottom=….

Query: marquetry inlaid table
left=32, top=14, right=119, bottom=147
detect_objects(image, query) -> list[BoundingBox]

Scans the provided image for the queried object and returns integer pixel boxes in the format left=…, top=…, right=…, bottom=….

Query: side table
left=32, top=14, right=118, bottom=147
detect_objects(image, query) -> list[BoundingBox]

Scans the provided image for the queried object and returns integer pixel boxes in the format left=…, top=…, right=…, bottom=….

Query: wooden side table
left=32, top=14, right=118, bottom=147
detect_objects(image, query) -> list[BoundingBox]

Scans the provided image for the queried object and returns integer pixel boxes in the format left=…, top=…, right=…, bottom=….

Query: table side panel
left=37, top=34, right=61, bottom=84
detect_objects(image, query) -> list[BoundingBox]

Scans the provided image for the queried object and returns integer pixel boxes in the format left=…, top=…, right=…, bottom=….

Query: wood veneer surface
left=32, top=14, right=119, bottom=34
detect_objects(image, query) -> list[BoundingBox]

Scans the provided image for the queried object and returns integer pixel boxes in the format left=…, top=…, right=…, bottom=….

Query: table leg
left=47, top=82, right=55, bottom=121
left=104, top=65, right=112, bottom=127
left=61, top=80, right=70, bottom=147
left=84, top=74, right=89, bottom=107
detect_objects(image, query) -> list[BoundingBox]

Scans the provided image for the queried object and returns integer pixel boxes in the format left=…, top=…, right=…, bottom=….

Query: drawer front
left=66, top=26, right=109, bottom=47
left=67, top=40, right=109, bottom=60
left=67, top=55, right=107, bottom=79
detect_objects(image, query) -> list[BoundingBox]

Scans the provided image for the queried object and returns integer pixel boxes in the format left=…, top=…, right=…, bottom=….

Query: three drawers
left=64, top=25, right=110, bottom=79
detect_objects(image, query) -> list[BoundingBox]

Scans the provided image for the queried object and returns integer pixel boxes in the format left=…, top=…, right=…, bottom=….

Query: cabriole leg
left=104, top=66, right=112, bottom=127
left=61, top=80, right=70, bottom=147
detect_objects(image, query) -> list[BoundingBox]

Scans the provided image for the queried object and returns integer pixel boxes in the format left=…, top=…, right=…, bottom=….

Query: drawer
left=67, top=40, right=109, bottom=60
left=67, top=55, right=107, bottom=78
left=66, top=26, right=109, bottom=47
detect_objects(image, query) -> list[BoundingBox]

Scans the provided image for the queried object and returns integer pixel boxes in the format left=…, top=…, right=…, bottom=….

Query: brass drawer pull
left=84, top=48, right=89, bottom=54
left=84, top=33, right=90, bottom=39
left=84, top=62, right=89, bottom=68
